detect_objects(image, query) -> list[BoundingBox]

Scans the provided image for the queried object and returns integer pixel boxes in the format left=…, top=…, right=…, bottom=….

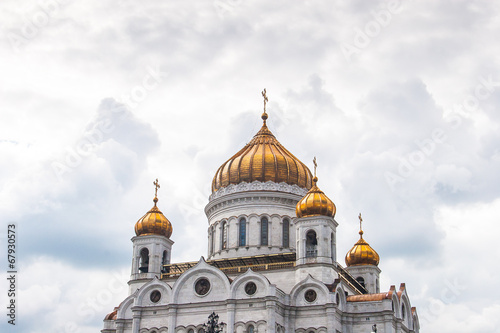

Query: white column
left=227, top=300, right=236, bottom=333
left=266, top=299, right=276, bottom=332
left=168, top=305, right=178, bottom=333
left=132, top=310, right=141, bottom=333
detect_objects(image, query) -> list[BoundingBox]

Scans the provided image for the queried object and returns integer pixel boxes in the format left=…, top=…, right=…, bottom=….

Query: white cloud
left=1, top=1, right=500, bottom=332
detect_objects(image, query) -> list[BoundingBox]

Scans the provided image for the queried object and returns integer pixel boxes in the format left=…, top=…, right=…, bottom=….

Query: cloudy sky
left=1, top=0, right=499, bottom=332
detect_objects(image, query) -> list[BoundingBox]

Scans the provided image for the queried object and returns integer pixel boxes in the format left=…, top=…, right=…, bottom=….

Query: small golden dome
left=134, top=179, right=173, bottom=238
left=345, top=217, right=379, bottom=267
left=296, top=176, right=336, bottom=218
left=212, top=99, right=313, bottom=193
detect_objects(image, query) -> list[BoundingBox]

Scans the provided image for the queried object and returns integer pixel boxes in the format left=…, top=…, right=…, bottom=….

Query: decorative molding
left=209, top=181, right=308, bottom=201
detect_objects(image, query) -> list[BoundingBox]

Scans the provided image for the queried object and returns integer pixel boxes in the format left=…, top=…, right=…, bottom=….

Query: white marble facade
left=103, top=181, right=420, bottom=333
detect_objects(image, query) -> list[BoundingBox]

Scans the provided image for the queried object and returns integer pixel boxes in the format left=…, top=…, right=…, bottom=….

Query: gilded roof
left=134, top=196, right=173, bottom=238
left=345, top=230, right=380, bottom=267
left=211, top=113, right=313, bottom=193
left=296, top=176, right=336, bottom=218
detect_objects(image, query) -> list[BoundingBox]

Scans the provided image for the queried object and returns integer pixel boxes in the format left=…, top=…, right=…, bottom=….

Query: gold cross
left=313, top=156, right=317, bottom=177
left=262, top=88, right=268, bottom=113
left=358, top=213, right=363, bottom=231
left=153, top=178, right=160, bottom=197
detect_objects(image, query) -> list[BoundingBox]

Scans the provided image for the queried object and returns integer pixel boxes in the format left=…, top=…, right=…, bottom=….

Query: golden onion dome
left=296, top=176, right=336, bottom=218
left=134, top=179, right=173, bottom=238
left=212, top=109, right=313, bottom=193
left=345, top=215, right=379, bottom=266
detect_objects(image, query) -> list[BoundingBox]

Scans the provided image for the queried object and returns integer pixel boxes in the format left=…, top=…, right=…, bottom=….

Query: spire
left=153, top=178, right=160, bottom=206
left=313, top=156, right=318, bottom=183
left=358, top=213, right=363, bottom=237
left=261, top=88, right=268, bottom=124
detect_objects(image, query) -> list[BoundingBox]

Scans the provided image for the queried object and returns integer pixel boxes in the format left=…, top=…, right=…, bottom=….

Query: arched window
left=330, top=232, right=335, bottom=261
left=356, top=276, right=365, bottom=288
left=306, top=230, right=317, bottom=257
left=188, top=329, right=194, bottom=333
left=211, top=226, right=216, bottom=254
left=161, top=250, right=169, bottom=272
left=198, top=329, right=204, bottom=333
left=282, top=218, right=290, bottom=248
left=336, top=293, right=340, bottom=305
left=376, top=278, right=379, bottom=293
left=247, top=325, right=254, bottom=333
left=402, top=304, right=406, bottom=320
left=261, top=217, right=269, bottom=246
left=209, top=226, right=213, bottom=255
left=239, top=218, right=246, bottom=246
left=221, top=221, right=227, bottom=250
left=162, top=250, right=169, bottom=265
left=139, top=248, right=149, bottom=273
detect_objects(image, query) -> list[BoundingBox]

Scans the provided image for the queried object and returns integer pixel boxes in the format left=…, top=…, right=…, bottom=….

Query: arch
left=334, top=283, right=347, bottom=311
left=239, top=217, right=247, bottom=246
left=136, top=276, right=173, bottom=306
left=261, top=216, right=269, bottom=246
left=400, top=294, right=412, bottom=328
left=171, top=257, right=231, bottom=303
left=306, top=230, right=317, bottom=257
left=282, top=218, right=290, bottom=248
left=139, top=247, right=150, bottom=273
left=230, top=268, right=272, bottom=299
left=356, top=276, right=365, bottom=288
left=290, top=274, right=332, bottom=306
left=116, top=291, right=137, bottom=319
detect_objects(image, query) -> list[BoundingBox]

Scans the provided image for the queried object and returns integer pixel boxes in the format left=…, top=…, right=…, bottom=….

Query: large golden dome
left=296, top=176, right=336, bottom=218
left=212, top=112, right=313, bottom=193
left=134, top=180, right=173, bottom=238
left=345, top=229, right=380, bottom=267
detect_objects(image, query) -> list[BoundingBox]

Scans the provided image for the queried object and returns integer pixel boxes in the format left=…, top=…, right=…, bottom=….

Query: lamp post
left=203, top=312, right=226, bottom=333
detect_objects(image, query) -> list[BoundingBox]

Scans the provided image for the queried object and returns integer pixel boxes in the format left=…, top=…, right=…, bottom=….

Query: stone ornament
left=304, top=289, right=317, bottom=303
left=244, top=281, right=257, bottom=296
left=195, top=278, right=211, bottom=296
left=150, top=290, right=161, bottom=303
left=209, top=181, right=308, bottom=201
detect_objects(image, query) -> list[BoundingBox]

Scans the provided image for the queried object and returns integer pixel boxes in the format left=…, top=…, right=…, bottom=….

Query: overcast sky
left=1, top=1, right=499, bottom=332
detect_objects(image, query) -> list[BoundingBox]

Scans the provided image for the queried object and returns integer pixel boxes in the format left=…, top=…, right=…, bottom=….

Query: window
left=239, top=218, right=246, bottom=246
left=282, top=218, right=290, bottom=248
left=261, top=217, right=269, bottom=246
left=188, top=329, right=194, bottom=333
left=209, top=226, right=213, bottom=254
left=161, top=250, right=169, bottom=272
left=211, top=226, right=215, bottom=254
left=139, top=248, right=149, bottom=273
left=402, top=304, right=406, bottom=320
left=221, top=221, right=227, bottom=250
left=248, top=325, right=254, bottom=333
left=356, top=276, right=365, bottom=288
left=331, top=232, right=335, bottom=261
left=306, top=230, right=317, bottom=257
left=162, top=250, right=169, bottom=265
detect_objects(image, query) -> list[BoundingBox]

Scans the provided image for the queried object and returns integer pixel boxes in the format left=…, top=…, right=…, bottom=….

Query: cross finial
left=262, top=88, right=268, bottom=113
left=153, top=178, right=160, bottom=197
left=358, top=213, right=363, bottom=234
left=313, top=156, right=317, bottom=178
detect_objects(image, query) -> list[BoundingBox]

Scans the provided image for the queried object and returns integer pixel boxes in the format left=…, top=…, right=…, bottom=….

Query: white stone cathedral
left=102, top=92, right=420, bottom=333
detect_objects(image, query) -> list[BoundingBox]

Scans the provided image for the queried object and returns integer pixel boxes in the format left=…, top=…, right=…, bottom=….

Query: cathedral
left=102, top=91, right=420, bottom=333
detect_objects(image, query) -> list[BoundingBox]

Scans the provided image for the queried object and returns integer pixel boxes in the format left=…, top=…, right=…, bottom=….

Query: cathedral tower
left=345, top=214, right=381, bottom=293
left=205, top=89, right=313, bottom=260
left=130, top=179, right=174, bottom=290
